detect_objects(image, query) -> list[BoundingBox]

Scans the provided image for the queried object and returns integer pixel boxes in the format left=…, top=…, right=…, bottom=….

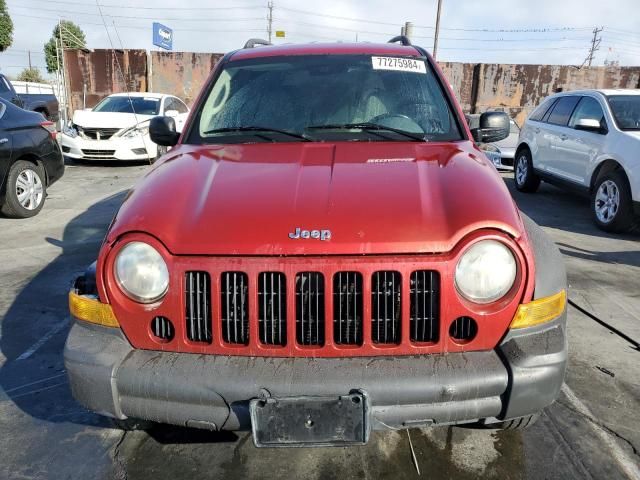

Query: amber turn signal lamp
left=510, top=290, right=566, bottom=329
left=69, top=291, right=119, bottom=328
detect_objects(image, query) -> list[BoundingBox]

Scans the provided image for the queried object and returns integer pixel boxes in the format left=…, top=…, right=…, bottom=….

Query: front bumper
left=59, top=132, right=157, bottom=161
left=64, top=313, right=567, bottom=433
left=484, top=148, right=515, bottom=170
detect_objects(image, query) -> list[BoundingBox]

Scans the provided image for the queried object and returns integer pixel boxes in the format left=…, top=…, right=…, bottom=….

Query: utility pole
left=586, top=26, right=603, bottom=67
left=433, top=0, right=443, bottom=59
left=59, top=20, right=70, bottom=126
left=28, top=50, right=32, bottom=69
left=267, top=1, right=273, bottom=43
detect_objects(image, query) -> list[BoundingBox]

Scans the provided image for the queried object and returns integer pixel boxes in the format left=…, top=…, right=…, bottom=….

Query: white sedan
left=60, top=93, right=189, bottom=162
left=515, top=89, right=640, bottom=233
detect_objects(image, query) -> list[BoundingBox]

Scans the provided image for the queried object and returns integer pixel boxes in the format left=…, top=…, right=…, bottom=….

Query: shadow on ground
left=503, top=175, right=640, bottom=268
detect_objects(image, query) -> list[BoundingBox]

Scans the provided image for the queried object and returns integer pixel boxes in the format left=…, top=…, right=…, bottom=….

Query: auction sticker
left=371, top=56, right=426, bottom=73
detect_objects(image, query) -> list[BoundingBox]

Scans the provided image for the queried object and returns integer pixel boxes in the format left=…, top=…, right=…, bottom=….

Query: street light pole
left=433, top=0, right=443, bottom=59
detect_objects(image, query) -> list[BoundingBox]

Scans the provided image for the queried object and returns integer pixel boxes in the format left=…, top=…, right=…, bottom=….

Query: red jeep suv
left=64, top=38, right=567, bottom=447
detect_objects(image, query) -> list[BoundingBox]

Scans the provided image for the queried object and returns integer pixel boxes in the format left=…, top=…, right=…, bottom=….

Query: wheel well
left=590, top=160, right=626, bottom=193
left=515, top=143, right=530, bottom=159
left=15, top=155, right=48, bottom=185
left=34, top=107, right=49, bottom=117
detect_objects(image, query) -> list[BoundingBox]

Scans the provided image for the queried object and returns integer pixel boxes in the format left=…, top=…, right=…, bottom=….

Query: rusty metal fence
left=64, top=49, right=640, bottom=125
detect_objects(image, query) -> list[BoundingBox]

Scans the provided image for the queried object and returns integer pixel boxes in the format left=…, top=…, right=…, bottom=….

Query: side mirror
left=165, top=109, right=179, bottom=118
left=575, top=118, right=605, bottom=133
left=150, top=116, right=180, bottom=147
left=471, top=111, right=510, bottom=143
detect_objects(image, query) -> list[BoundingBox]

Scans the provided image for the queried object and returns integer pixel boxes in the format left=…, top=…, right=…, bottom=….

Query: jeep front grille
left=178, top=265, right=443, bottom=355
left=371, top=271, right=402, bottom=344
left=185, top=271, right=212, bottom=343
left=296, top=272, right=325, bottom=346
left=221, top=272, right=249, bottom=345
left=333, top=272, right=363, bottom=345
left=410, top=271, right=440, bottom=343
left=258, top=272, right=287, bottom=346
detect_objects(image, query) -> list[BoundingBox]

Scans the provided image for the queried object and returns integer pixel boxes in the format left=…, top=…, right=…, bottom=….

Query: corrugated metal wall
left=64, top=49, right=148, bottom=112
left=64, top=49, right=640, bottom=125
left=150, top=51, right=224, bottom=106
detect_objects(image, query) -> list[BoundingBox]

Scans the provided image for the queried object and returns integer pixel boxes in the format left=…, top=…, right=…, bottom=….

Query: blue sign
left=153, top=22, right=173, bottom=50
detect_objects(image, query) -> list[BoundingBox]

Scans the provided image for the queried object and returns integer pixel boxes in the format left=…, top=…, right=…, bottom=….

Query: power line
left=438, top=46, right=587, bottom=52
left=413, top=35, right=592, bottom=43
left=11, top=12, right=265, bottom=33
left=9, top=0, right=264, bottom=10
left=275, top=19, right=395, bottom=36
left=9, top=5, right=265, bottom=23
left=276, top=6, right=403, bottom=27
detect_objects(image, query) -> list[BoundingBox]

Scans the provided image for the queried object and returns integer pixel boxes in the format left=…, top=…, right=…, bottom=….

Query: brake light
left=40, top=121, right=57, bottom=140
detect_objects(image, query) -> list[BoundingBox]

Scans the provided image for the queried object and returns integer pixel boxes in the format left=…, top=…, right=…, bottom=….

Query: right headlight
left=114, top=241, right=169, bottom=303
left=455, top=240, right=517, bottom=304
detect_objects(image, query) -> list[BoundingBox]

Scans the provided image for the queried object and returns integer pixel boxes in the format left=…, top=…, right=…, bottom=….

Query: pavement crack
left=568, top=299, right=640, bottom=351
left=557, top=399, right=639, bottom=459
left=112, top=430, right=129, bottom=480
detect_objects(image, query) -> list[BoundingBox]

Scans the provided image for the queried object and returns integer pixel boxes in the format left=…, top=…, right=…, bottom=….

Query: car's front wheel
left=1, top=160, right=47, bottom=218
left=592, top=169, right=638, bottom=233
left=151, top=145, right=168, bottom=164
left=514, top=149, right=540, bottom=193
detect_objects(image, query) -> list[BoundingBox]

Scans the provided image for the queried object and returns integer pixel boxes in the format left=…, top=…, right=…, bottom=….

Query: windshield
left=189, top=54, right=462, bottom=144
left=93, top=96, right=160, bottom=115
left=607, top=95, right=640, bottom=130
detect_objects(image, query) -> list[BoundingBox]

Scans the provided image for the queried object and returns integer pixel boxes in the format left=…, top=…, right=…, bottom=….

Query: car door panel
left=0, top=129, right=13, bottom=191
left=558, top=96, right=608, bottom=185
left=542, top=96, right=581, bottom=182
left=528, top=97, right=558, bottom=172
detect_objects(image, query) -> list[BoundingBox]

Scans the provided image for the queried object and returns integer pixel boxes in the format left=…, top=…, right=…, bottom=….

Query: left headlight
left=63, top=124, right=78, bottom=138
left=114, top=241, right=169, bottom=303
left=479, top=144, right=502, bottom=165
left=122, top=123, right=150, bottom=139
left=455, top=240, right=517, bottom=304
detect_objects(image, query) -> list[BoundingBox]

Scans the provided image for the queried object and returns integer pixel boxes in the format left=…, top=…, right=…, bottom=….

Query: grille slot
left=450, top=316, right=477, bottom=342
left=371, top=271, right=401, bottom=344
left=221, top=272, right=249, bottom=345
left=81, top=149, right=116, bottom=158
left=410, top=271, right=440, bottom=343
left=296, top=272, right=325, bottom=346
left=82, top=127, right=120, bottom=140
left=185, top=271, right=212, bottom=343
left=333, top=272, right=363, bottom=345
left=258, top=272, right=287, bottom=345
left=151, top=316, right=174, bottom=341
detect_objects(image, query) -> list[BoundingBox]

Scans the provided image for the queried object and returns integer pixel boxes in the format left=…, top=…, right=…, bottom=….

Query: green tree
left=17, top=67, right=46, bottom=83
left=0, top=0, right=13, bottom=52
left=44, top=21, right=86, bottom=73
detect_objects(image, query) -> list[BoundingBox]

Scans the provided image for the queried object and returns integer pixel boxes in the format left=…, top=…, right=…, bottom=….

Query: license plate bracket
left=250, top=392, right=370, bottom=447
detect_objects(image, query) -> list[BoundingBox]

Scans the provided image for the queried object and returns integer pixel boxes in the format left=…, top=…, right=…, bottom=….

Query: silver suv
left=515, top=89, right=640, bottom=232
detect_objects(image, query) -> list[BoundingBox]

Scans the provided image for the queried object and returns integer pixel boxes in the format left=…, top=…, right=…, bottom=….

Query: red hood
left=106, top=142, right=524, bottom=255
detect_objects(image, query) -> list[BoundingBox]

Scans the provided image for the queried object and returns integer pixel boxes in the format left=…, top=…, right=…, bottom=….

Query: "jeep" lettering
left=288, top=227, right=331, bottom=241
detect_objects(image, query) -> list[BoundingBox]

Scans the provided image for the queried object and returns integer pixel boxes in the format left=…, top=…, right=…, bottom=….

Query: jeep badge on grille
left=289, top=228, right=331, bottom=241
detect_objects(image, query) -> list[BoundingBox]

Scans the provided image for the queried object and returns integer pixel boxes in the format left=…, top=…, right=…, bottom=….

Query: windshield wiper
left=203, top=126, right=311, bottom=141
left=306, top=123, right=426, bottom=141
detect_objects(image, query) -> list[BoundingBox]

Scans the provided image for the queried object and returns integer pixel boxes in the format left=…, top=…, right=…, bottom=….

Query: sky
left=1, top=0, right=639, bottom=79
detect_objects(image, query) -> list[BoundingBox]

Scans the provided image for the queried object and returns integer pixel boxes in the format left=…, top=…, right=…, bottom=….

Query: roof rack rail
left=244, top=38, right=272, bottom=49
left=387, top=35, right=412, bottom=46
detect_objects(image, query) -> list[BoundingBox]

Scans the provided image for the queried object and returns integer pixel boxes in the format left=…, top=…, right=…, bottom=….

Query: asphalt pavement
left=0, top=161, right=638, bottom=480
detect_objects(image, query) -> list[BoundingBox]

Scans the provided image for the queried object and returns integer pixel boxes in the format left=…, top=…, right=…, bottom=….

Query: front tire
left=514, top=149, right=540, bottom=193
left=591, top=169, right=638, bottom=233
left=491, top=413, right=539, bottom=430
left=151, top=145, right=168, bottom=164
left=1, top=160, right=47, bottom=218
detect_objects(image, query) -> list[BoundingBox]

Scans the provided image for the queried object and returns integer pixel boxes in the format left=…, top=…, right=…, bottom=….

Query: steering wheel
left=369, top=113, right=425, bottom=133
